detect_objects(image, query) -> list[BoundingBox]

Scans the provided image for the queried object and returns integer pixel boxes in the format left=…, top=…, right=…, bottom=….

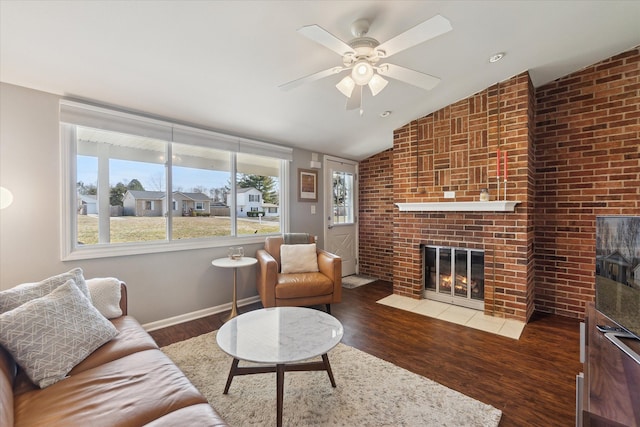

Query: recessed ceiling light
left=489, top=52, right=505, bottom=63
left=380, top=111, right=391, bottom=118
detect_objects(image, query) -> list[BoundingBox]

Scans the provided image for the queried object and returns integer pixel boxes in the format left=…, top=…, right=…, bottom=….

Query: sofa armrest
left=0, top=344, right=16, bottom=427
left=256, top=249, right=278, bottom=307
left=119, top=282, right=128, bottom=316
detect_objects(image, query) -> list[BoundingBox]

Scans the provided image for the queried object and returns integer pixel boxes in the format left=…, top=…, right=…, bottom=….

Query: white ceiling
left=1, top=1, right=639, bottom=161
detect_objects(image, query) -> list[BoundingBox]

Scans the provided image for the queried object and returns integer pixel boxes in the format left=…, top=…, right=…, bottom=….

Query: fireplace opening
left=423, top=245, right=484, bottom=310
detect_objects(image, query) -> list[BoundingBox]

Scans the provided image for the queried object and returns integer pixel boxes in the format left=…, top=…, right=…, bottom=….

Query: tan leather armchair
left=256, top=235, right=342, bottom=313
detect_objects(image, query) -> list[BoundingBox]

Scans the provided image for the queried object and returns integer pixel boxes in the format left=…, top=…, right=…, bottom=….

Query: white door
left=324, top=157, right=358, bottom=276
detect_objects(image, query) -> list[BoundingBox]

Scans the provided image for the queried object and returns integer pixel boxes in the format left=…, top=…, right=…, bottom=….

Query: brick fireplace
left=391, top=72, right=535, bottom=322
left=358, top=48, right=640, bottom=323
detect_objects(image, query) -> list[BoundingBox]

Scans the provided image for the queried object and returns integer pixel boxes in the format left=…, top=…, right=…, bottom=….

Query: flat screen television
left=595, top=215, right=640, bottom=339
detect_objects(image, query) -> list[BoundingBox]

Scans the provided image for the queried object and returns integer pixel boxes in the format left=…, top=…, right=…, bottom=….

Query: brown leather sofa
left=0, top=284, right=228, bottom=427
left=256, top=235, right=342, bottom=313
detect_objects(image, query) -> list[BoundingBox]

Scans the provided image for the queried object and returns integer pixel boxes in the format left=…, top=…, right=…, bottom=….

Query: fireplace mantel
left=395, top=201, right=521, bottom=212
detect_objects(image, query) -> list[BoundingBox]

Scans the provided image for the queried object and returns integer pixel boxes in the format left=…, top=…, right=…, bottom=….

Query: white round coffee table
left=211, top=256, right=257, bottom=321
left=216, top=307, right=344, bottom=427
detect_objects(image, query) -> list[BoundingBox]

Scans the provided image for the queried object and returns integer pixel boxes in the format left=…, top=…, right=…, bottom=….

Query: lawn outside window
left=60, top=100, right=291, bottom=260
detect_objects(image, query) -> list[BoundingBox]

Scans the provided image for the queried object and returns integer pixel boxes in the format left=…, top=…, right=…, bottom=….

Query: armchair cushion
left=280, top=243, right=319, bottom=274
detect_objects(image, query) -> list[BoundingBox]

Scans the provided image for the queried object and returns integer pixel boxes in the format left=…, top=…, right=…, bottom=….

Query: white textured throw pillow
left=0, top=268, right=90, bottom=314
left=0, top=280, right=118, bottom=388
left=280, top=243, right=319, bottom=274
left=86, top=277, right=123, bottom=319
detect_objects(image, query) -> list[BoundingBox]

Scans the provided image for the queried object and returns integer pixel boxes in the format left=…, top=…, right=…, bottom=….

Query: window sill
left=61, top=234, right=272, bottom=261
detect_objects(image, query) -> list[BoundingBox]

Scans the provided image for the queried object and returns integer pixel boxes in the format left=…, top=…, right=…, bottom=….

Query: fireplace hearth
left=423, top=245, right=485, bottom=310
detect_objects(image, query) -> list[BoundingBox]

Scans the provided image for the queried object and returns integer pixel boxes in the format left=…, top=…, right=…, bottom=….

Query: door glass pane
left=332, top=171, right=354, bottom=225
left=439, top=248, right=451, bottom=294
left=454, top=249, right=468, bottom=297
left=424, top=246, right=436, bottom=291
left=471, top=251, right=485, bottom=301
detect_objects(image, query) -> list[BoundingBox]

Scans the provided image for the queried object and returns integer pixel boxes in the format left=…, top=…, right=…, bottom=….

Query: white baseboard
left=142, top=295, right=262, bottom=332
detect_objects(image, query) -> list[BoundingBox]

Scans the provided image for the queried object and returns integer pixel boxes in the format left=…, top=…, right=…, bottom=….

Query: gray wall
left=0, top=82, right=330, bottom=324
left=289, top=148, right=325, bottom=247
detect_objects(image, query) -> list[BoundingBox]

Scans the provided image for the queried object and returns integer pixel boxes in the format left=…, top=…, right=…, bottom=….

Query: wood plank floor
left=150, top=280, right=583, bottom=427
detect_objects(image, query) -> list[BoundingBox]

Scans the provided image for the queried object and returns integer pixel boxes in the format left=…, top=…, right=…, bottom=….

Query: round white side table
left=211, top=256, right=258, bottom=321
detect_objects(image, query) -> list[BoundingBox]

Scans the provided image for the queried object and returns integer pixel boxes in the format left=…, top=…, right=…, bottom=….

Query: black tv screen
left=595, top=216, right=640, bottom=338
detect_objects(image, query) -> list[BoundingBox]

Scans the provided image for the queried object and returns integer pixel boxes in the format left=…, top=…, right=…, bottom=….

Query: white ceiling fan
left=280, top=14, right=453, bottom=114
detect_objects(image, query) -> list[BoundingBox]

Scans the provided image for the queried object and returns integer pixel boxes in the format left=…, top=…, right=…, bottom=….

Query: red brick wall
left=358, top=47, right=640, bottom=321
left=358, top=149, right=394, bottom=281
left=534, top=48, right=640, bottom=318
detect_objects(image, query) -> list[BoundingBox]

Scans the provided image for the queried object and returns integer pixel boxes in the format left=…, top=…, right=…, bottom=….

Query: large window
left=61, top=101, right=291, bottom=259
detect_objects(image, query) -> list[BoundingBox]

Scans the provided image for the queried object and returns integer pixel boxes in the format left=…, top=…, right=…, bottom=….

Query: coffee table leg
left=276, top=364, right=285, bottom=427
left=322, top=353, right=337, bottom=387
left=223, top=358, right=240, bottom=394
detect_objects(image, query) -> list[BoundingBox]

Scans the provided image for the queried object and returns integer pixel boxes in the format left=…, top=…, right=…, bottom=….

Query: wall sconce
left=0, top=186, right=14, bottom=209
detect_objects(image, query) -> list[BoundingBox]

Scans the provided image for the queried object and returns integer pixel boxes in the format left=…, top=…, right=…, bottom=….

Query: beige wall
left=0, top=82, right=329, bottom=324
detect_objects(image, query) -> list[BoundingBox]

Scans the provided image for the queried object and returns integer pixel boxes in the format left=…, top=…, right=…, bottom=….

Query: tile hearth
left=377, top=294, right=525, bottom=339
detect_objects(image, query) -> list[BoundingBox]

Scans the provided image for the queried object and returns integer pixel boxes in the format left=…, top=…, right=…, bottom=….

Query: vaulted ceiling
left=1, top=1, right=639, bottom=160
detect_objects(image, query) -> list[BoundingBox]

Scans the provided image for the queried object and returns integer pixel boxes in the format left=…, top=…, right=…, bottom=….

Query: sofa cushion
left=280, top=243, right=319, bottom=274
left=0, top=268, right=90, bottom=314
left=86, top=277, right=122, bottom=319
left=143, top=403, right=229, bottom=427
left=69, top=316, right=158, bottom=376
left=13, top=349, right=209, bottom=427
left=0, top=280, right=118, bottom=388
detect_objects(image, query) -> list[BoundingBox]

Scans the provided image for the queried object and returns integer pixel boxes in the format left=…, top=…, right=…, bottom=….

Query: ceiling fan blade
left=297, top=25, right=356, bottom=56
left=376, top=15, right=452, bottom=58
left=279, top=66, right=346, bottom=91
left=378, top=63, right=441, bottom=91
left=346, top=86, right=362, bottom=110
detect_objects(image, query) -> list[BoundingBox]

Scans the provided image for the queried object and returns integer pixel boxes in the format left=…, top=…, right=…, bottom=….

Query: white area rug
left=162, top=331, right=502, bottom=426
left=341, top=274, right=377, bottom=289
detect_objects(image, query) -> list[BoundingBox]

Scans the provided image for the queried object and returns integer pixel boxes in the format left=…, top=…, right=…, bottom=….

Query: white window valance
left=60, top=100, right=293, bottom=161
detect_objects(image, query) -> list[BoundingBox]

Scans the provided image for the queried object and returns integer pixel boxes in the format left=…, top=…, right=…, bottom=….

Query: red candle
left=496, top=148, right=501, bottom=177
left=504, top=151, right=508, bottom=180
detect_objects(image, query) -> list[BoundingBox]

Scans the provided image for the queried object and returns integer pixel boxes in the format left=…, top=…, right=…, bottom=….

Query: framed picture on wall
left=298, top=168, right=318, bottom=202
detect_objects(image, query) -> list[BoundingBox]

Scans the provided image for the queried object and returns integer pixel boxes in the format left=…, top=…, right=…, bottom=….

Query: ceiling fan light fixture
left=368, top=74, right=388, bottom=96
left=351, top=60, right=374, bottom=85
left=336, top=75, right=356, bottom=97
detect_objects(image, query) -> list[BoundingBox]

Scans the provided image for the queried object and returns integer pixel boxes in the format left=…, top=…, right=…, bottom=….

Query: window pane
left=76, top=155, right=98, bottom=245
left=332, top=171, right=354, bottom=225
left=76, top=126, right=167, bottom=245
left=171, top=143, right=232, bottom=239
left=236, top=153, right=281, bottom=236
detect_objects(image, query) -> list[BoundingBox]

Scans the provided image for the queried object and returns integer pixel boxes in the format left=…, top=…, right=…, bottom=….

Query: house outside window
left=60, top=100, right=291, bottom=260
